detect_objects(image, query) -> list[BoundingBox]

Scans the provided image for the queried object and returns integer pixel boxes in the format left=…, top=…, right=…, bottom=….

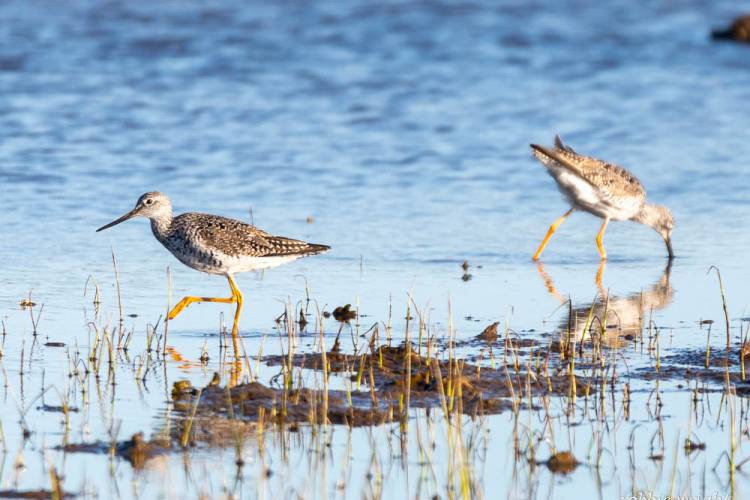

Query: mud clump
left=476, top=322, right=499, bottom=342
left=331, top=304, right=356, bottom=322
left=266, top=343, right=594, bottom=415
left=712, top=15, right=750, bottom=43
left=117, top=432, right=171, bottom=468
left=18, top=298, right=36, bottom=309
left=545, top=451, right=579, bottom=474
left=460, top=260, right=472, bottom=281
left=172, top=379, right=393, bottom=431
left=59, top=432, right=171, bottom=469
left=684, top=439, right=706, bottom=454
left=634, top=344, right=750, bottom=395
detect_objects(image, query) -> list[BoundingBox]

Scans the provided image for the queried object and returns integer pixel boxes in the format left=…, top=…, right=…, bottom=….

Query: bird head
left=635, top=203, right=674, bottom=258
left=97, top=192, right=172, bottom=232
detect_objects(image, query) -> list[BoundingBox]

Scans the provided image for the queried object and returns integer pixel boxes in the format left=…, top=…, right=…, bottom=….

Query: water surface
left=1, top=1, right=750, bottom=498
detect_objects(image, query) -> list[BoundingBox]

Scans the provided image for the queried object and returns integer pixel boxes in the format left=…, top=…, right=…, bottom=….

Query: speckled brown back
left=531, top=135, right=646, bottom=202
left=170, top=212, right=330, bottom=258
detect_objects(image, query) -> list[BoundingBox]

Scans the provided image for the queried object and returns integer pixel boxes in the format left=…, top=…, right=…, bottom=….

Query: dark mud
left=62, top=338, right=750, bottom=471
left=543, top=451, right=579, bottom=475
left=161, top=341, right=608, bottom=446
left=0, top=490, right=74, bottom=499
left=712, top=15, right=750, bottom=43
left=56, top=342, right=605, bottom=466
left=59, top=432, right=171, bottom=469
left=475, top=322, right=499, bottom=342
left=172, top=379, right=393, bottom=430
left=634, top=343, right=750, bottom=395
left=265, top=344, right=598, bottom=413
left=37, top=404, right=79, bottom=414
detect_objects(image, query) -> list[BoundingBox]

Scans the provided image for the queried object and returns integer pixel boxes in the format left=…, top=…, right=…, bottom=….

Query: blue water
left=1, top=1, right=750, bottom=498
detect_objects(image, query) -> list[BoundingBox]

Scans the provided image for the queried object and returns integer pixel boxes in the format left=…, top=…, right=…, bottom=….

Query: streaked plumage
left=531, top=136, right=645, bottom=220
left=98, top=192, right=329, bottom=275
left=97, top=192, right=329, bottom=355
left=152, top=211, right=329, bottom=275
left=530, top=135, right=674, bottom=260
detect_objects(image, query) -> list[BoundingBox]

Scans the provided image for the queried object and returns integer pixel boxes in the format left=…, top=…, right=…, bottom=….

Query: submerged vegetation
left=1, top=258, right=749, bottom=499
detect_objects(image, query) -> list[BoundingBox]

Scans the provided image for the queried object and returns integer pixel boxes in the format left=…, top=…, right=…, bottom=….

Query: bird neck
left=149, top=211, right=173, bottom=241
left=631, top=203, right=659, bottom=229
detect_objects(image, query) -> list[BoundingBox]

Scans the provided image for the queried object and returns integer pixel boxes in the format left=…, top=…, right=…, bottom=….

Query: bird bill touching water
left=97, top=192, right=330, bottom=355
left=530, top=136, right=674, bottom=261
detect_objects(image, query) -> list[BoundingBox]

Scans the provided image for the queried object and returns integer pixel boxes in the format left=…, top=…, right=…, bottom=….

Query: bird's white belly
left=224, top=254, right=302, bottom=274
left=168, top=246, right=302, bottom=275
left=551, top=168, right=641, bottom=221
left=224, top=255, right=300, bottom=274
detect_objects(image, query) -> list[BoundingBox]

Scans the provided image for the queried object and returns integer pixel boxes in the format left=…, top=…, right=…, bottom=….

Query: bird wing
left=177, top=213, right=328, bottom=258
left=531, top=135, right=646, bottom=201
left=179, top=213, right=274, bottom=257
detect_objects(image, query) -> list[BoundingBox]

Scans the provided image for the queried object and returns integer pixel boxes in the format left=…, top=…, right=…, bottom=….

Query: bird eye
left=145, top=199, right=153, bottom=205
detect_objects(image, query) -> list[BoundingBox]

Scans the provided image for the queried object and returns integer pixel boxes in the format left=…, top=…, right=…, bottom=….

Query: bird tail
left=531, top=134, right=578, bottom=164
left=553, top=134, right=577, bottom=153
left=530, top=135, right=574, bottom=163
left=530, top=139, right=592, bottom=186
left=529, top=143, right=560, bottom=166
left=303, top=243, right=331, bottom=255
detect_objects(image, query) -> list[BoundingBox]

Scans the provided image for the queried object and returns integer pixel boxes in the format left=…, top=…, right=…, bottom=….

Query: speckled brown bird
left=96, top=192, right=329, bottom=354
left=530, top=136, right=674, bottom=260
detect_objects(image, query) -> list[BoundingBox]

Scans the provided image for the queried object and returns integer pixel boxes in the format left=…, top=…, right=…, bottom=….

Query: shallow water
left=1, top=1, right=750, bottom=498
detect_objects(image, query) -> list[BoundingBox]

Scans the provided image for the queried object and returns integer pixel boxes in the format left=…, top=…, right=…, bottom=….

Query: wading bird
left=97, top=192, right=329, bottom=354
left=530, top=136, right=674, bottom=261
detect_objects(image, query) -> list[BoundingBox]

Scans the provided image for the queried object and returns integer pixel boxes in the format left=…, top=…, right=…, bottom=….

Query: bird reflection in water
left=537, top=260, right=673, bottom=348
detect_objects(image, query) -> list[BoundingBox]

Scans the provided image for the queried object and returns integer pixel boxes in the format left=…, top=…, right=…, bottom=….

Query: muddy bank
left=56, top=342, right=598, bottom=467
left=165, top=342, right=602, bottom=444
left=172, top=379, right=393, bottom=430
left=58, top=432, right=171, bottom=469
left=58, top=337, right=750, bottom=473
left=264, top=343, right=596, bottom=412
left=634, top=343, right=750, bottom=394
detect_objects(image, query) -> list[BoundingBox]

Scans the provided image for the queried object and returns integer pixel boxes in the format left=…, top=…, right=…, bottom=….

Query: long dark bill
left=96, top=208, right=139, bottom=232
left=665, top=236, right=674, bottom=259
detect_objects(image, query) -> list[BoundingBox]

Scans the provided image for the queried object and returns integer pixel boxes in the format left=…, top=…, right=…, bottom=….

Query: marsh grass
left=708, top=266, right=731, bottom=350
left=0, top=268, right=748, bottom=499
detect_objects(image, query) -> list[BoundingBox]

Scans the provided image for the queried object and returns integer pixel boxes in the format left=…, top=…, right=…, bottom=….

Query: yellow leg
left=595, top=218, right=610, bottom=260
left=226, top=275, right=243, bottom=357
left=536, top=262, right=565, bottom=304
left=167, top=275, right=244, bottom=359
left=532, top=208, right=574, bottom=261
left=595, top=260, right=606, bottom=289
left=168, top=295, right=235, bottom=320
